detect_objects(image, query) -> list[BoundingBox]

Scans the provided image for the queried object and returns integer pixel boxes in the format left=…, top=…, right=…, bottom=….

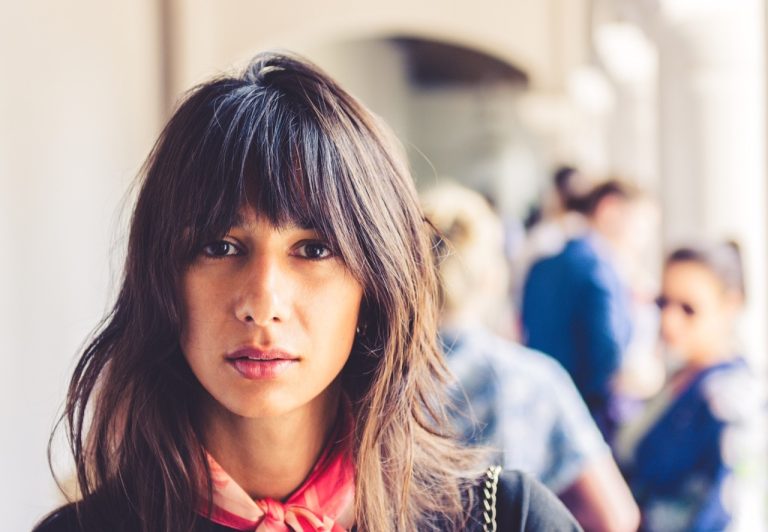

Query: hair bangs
left=240, top=92, right=325, bottom=233
left=235, top=90, right=374, bottom=282
left=173, top=82, right=365, bottom=276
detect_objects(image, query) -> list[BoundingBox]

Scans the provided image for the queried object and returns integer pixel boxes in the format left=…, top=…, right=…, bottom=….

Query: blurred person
left=516, top=166, right=593, bottom=273
left=611, top=195, right=666, bottom=405
left=423, top=182, right=640, bottom=532
left=521, top=180, right=643, bottom=440
left=511, top=166, right=593, bottom=314
left=615, top=242, right=764, bottom=531
left=34, top=52, right=580, bottom=532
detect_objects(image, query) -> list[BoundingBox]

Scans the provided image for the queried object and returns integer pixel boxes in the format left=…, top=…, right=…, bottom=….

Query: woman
left=34, top=52, right=579, bottom=531
left=616, top=242, right=761, bottom=531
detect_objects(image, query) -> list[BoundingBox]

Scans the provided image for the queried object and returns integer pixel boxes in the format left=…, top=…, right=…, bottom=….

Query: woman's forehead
left=663, top=262, right=725, bottom=299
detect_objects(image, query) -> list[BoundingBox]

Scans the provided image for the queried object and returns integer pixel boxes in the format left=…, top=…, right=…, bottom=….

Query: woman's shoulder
left=699, top=358, right=762, bottom=421
left=32, top=497, right=142, bottom=532
left=33, top=504, right=79, bottom=532
left=33, top=500, right=240, bottom=532
left=476, top=468, right=583, bottom=531
left=32, top=502, right=142, bottom=532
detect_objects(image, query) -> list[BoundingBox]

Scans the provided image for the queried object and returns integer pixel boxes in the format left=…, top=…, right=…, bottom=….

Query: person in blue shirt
left=521, top=180, right=640, bottom=440
left=615, top=242, right=764, bottom=531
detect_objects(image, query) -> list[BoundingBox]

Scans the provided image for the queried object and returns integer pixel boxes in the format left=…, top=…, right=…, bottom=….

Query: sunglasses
left=655, top=295, right=696, bottom=317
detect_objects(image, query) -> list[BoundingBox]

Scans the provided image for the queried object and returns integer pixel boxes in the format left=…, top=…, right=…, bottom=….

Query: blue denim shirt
left=442, top=327, right=609, bottom=493
left=521, top=235, right=633, bottom=408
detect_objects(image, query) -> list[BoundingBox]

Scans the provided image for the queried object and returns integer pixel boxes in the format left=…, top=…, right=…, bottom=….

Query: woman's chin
left=202, top=387, right=300, bottom=421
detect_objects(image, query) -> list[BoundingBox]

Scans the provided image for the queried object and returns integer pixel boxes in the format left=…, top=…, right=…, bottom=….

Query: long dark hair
left=41, top=52, right=480, bottom=531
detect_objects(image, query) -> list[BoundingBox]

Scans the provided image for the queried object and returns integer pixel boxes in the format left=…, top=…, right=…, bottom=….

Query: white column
left=0, top=2, right=163, bottom=529
left=657, top=1, right=767, bottom=373
left=657, top=5, right=767, bottom=527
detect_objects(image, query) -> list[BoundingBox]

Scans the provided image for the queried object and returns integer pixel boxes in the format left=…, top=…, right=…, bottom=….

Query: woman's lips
left=229, top=358, right=297, bottom=379
left=226, top=347, right=298, bottom=380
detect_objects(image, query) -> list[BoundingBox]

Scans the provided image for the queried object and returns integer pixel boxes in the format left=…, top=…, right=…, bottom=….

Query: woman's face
left=658, top=261, right=739, bottom=363
left=180, top=205, right=363, bottom=420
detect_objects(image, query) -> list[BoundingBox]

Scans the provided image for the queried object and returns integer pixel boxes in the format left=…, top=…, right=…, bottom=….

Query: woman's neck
left=688, top=343, right=734, bottom=369
left=668, top=351, right=734, bottom=394
left=200, top=385, right=341, bottom=501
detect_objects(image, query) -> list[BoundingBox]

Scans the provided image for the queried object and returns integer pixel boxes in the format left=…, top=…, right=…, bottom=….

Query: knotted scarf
left=198, top=402, right=355, bottom=531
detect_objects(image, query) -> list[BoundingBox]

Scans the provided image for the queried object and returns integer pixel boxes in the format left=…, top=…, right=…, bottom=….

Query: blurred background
left=1, top=0, right=766, bottom=530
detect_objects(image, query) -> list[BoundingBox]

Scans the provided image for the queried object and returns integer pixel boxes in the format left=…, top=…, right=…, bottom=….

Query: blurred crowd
left=422, top=170, right=767, bottom=532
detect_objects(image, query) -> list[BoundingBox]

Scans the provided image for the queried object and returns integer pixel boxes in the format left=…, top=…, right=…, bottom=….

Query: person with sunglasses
left=614, top=242, right=762, bottom=531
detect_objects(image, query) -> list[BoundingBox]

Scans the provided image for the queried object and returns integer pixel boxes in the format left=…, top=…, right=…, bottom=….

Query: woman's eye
left=201, top=241, right=240, bottom=258
left=296, top=241, right=333, bottom=260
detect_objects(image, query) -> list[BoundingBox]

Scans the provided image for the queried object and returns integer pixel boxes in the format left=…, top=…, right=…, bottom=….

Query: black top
left=34, top=470, right=581, bottom=531
left=485, top=470, right=581, bottom=531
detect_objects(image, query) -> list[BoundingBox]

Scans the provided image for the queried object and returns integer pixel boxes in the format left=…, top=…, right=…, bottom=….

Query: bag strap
left=481, top=465, right=502, bottom=532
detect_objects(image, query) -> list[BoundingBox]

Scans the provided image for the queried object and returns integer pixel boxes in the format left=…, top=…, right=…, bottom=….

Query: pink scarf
left=198, top=406, right=355, bottom=531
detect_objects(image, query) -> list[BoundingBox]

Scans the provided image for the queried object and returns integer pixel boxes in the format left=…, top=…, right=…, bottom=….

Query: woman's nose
left=234, top=255, right=292, bottom=326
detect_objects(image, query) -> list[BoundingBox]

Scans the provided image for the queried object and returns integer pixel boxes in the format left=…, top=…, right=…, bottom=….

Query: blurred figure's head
left=584, top=179, right=645, bottom=248
left=422, top=182, right=509, bottom=330
left=552, top=165, right=592, bottom=214
left=658, top=242, right=745, bottom=365
left=526, top=165, right=592, bottom=232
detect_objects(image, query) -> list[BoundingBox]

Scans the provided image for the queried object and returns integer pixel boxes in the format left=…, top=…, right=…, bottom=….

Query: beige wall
left=0, top=2, right=162, bottom=528
left=167, top=0, right=589, bottom=96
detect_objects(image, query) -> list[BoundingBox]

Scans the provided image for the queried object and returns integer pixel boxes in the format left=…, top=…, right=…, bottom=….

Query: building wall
left=0, top=2, right=163, bottom=529
left=166, top=0, right=589, bottom=96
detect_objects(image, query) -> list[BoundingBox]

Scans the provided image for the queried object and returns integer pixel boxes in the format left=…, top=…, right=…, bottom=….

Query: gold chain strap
left=481, top=465, right=502, bottom=532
